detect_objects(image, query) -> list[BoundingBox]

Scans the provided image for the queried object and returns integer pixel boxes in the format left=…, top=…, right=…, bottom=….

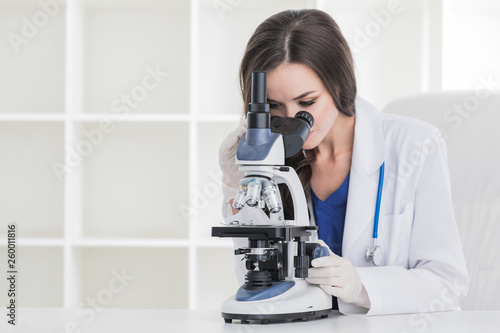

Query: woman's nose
left=284, top=105, right=300, bottom=118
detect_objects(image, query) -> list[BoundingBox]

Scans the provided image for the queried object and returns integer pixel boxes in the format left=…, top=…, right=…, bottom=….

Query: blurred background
left=0, top=0, right=498, bottom=311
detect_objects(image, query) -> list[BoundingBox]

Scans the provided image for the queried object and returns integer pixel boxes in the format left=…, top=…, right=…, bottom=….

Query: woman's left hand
left=305, top=240, right=367, bottom=305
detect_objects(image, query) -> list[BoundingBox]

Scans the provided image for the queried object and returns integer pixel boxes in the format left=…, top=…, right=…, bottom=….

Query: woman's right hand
left=218, top=121, right=247, bottom=190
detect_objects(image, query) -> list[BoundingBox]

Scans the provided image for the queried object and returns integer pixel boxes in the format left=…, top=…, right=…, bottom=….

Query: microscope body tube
left=246, top=71, right=271, bottom=146
left=234, top=70, right=313, bottom=226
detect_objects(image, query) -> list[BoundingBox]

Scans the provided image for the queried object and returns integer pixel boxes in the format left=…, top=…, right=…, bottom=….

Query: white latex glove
left=218, top=121, right=247, bottom=203
left=306, top=240, right=371, bottom=308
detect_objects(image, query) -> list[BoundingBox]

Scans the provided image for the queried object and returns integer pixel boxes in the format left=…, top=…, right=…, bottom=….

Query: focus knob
left=305, top=243, right=330, bottom=267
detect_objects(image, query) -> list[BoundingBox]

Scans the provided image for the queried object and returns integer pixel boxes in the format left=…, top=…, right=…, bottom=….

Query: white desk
left=1, top=308, right=498, bottom=332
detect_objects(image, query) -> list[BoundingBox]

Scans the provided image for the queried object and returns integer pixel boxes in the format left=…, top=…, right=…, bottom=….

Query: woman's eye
left=299, top=99, right=316, bottom=107
left=269, top=103, right=281, bottom=109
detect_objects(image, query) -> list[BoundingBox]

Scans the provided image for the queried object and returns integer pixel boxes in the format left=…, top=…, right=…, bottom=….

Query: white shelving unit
left=0, top=0, right=498, bottom=310
left=0, top=0, right=318, bottom=310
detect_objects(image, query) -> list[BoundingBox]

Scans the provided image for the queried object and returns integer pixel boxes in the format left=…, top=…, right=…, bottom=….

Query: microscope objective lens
left=246, top=180, right=262, bottom=207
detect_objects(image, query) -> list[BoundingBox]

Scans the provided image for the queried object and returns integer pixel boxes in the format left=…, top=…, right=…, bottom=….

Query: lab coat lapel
left=342, top=97, right=385, bottom=257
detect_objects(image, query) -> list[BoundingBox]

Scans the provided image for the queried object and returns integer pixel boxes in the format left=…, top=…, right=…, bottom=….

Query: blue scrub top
left=310, top=172, right=350, bottom=311
left=310, top=171, right=350, bottom=256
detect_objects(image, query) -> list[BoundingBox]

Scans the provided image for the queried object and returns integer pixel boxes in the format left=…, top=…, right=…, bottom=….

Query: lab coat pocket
left=380, top=203, right=415, bottom=267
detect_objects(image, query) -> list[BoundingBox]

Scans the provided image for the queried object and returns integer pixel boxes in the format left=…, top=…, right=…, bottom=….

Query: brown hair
left=239, top=9, right=357, bottom=219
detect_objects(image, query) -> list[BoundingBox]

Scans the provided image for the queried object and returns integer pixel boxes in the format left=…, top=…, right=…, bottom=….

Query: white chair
left=382, top=90, right=500, bottom=310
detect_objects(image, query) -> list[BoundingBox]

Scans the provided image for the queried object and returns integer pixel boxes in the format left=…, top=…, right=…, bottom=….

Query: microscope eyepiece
left=295, top=111, right=314, bottom=128
left=247, top=71, right=270, bottom=129
left=269, top=110, right=315, bottom=158
left=251, top=71, right=267, bottom=105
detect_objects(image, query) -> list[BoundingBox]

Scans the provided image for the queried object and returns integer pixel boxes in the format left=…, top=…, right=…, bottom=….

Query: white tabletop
left=1, top=308, right=499, bottom=333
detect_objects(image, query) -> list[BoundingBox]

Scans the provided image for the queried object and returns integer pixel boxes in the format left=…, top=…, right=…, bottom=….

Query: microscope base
left=220, top=280, right=332, bottom=324
left=221, top=309, right=331, bottom=324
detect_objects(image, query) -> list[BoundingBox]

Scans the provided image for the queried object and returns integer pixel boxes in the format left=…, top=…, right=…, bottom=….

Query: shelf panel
left=0, top=122, right=64, bottom=238
left=0, top=238, right=64, bottom=247
left=71, top=238, right=189, bottom=247
left=0, top=113, right=241, bottom=122
left=0, top=114, right=65, bottom=121
left=83, top=0, right=187, bottom=10
left=0, top=238, right=234, bottom=248
left=76, top=247, right=188, bottom=309
left=80, top=122, right=189, bottom=239
left=193, top=121, right=240, bottom=242
left=196, top=247, right=240, bottom=310
left=0, top=0, right=44, bottom=9
left=0, top=246, right=63, bottom=307
left=83, top=1, right=190, bottom=114
left=71, top=114, right=240, bottom=122
left=0, top=2, right=65, bottom=113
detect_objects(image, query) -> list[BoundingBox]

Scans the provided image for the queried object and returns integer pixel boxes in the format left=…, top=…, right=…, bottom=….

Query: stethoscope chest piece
left=365, top=245, right=382, bottom=266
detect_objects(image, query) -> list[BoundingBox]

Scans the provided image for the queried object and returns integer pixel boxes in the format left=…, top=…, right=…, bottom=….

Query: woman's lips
left=307, top=130, right=315, bottom=140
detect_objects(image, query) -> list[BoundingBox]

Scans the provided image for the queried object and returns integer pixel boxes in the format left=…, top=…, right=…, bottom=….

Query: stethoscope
left=365, top=162, right=385, bottom=266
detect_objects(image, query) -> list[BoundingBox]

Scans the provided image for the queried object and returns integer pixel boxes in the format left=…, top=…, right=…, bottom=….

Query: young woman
left=218, top=9, right=469, bottom=315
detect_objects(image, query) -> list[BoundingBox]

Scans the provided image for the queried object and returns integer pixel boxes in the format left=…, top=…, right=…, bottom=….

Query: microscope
left=212, top=71, right=332, bottom=324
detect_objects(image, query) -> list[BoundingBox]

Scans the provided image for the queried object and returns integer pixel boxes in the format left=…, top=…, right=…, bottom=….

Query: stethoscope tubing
left=373, top=162, right=385, bottom=239
left=365, top=162, right=385, bottom=266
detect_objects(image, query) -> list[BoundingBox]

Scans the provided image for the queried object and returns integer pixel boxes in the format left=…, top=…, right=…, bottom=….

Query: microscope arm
left=272, top=166, right=309, bottom=227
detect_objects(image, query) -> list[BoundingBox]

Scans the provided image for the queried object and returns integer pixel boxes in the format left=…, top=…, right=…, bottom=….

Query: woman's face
left=266, top=63, right=339, bottom=150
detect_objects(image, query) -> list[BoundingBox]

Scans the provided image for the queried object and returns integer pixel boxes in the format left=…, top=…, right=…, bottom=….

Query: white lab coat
left=221, top=96, right=469, bottom=316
